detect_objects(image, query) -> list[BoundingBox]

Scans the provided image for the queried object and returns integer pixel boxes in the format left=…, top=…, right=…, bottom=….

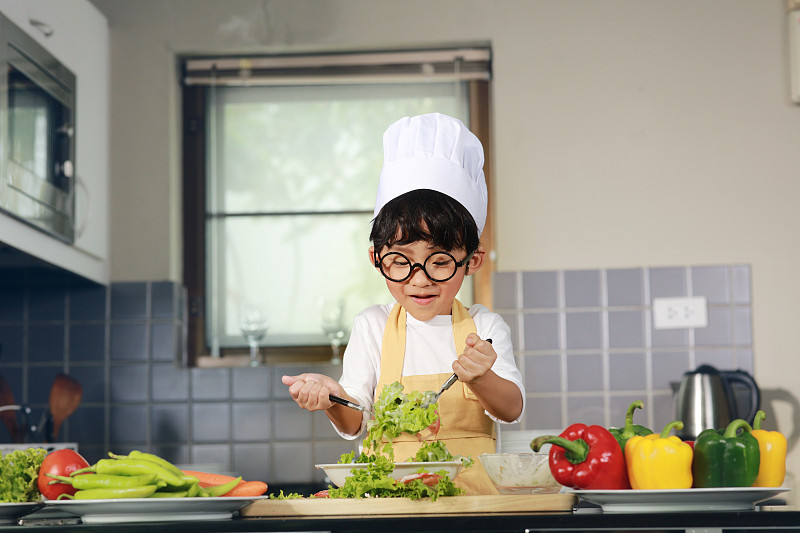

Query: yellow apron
left=375, top=300, right=498, bottom=495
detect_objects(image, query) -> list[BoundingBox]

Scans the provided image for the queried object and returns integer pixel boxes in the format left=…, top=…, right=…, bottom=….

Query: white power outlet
left=652, top=297, right=708, bottom=329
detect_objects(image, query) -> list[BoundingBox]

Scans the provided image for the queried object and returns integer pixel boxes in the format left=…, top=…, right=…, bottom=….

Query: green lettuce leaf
left=364, top=381, right=439, bottom=460
left=412, top=441, right=473, bottom=467
left=338, top=451, right=378, bottom=464
left=268, top=490, right=304, bottom=500
left=0, top=448, right=47, bottom=503
left=326, top=382, right=476, bottom=501
left=327, top=456, right=463, bottom=501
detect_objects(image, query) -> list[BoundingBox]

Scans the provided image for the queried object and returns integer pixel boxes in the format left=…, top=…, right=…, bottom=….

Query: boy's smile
left=371, top=239, right=484, bottom=322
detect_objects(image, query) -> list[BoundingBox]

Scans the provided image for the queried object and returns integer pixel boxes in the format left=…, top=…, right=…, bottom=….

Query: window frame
left=182, top=77, right=494, bottom=368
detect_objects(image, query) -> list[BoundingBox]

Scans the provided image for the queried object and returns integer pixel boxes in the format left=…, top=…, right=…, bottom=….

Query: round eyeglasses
left=374, top=250, right=473, bottom=283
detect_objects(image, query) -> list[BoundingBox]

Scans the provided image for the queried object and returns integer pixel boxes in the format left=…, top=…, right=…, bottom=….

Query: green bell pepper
left=692, top=418, right=761, bottom=488
left=608, top=401, right=653, bottom=453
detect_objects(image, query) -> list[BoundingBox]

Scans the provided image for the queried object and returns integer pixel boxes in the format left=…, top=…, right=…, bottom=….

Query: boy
left=282, top=113, right=525, bottom=494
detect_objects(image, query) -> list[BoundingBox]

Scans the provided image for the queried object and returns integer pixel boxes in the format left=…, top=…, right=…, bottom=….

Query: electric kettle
left=673, top=364, right=760, bottom=440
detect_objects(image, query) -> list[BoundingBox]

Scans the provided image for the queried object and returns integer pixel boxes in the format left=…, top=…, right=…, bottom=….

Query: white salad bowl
left=316, top=461, right=463, bottom=488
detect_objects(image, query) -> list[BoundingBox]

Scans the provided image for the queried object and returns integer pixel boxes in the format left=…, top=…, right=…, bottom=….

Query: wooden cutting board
left=241, top=493, right=576, bottom=517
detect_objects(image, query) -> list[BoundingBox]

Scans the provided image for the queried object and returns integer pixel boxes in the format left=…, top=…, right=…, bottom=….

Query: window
left=181, top=48, right=494, bottom=365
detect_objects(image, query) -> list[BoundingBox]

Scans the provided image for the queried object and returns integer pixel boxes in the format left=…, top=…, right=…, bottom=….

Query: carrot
left=222, top=480, right=268, bottom=497
left=182, top=470, right=267, bottom=496
left=181, top=470, right=268, bottom=496
left=181, top=469, right=237, bottom=488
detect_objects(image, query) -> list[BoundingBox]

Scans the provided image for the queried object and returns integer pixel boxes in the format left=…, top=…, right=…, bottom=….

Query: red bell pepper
left=531, top=423, right=630, bottom=490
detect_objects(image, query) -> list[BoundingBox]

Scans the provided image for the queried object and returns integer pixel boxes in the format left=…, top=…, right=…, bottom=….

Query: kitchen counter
left=4, top=507, right=799, bottom=532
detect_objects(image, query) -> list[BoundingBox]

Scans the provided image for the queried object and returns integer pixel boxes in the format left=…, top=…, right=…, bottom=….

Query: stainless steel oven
left=0, top=12, right=76, bottom=243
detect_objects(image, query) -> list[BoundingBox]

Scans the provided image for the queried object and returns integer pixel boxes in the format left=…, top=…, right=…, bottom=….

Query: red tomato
left=427, top=410, right=441, bottom=436
left=400, top=472, right=442, bottom=487
left=313, top=489, right=330, bottom=498
left=37, top=449, right=91, bottom=500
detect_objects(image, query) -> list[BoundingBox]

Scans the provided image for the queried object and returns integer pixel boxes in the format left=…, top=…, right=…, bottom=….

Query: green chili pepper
left=178, top=475, right=203, bottom=489
left=692, top=418, right=761, bottom=488
left=59, top=485, right=159, bottom=500
left=150, top=490, right=189, bottom=498
left=204, top=476, right=242, bottom=497
left=151, top=482, right=208, bottom=498
left=154, top=480, right=197, bottom=493
left=114, top=451, right=186, bottom=479
left=153, top=475, right=207, bottom=498
left=47, top=473, right=161, bottom=490
left=110, top=451, right=200, bottom=488
left=71, top=458, right=185, bottom=487
left=189, top=482, right=208, bottom=497
left=608, top=400, right=653, bottom=453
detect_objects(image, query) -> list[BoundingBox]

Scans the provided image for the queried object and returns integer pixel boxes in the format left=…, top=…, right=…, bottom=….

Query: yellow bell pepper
left=625, top=420, right=693, bottom=489
left=751, top=410, right=787, bottom=487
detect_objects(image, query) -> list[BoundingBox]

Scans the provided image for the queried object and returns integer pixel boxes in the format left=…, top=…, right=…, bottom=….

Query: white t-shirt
left=337, top=302, right=525, bottom=439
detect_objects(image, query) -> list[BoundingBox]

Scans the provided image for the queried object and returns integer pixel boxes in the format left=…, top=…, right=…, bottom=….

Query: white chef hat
left=373, top=113, right=488, bottom=236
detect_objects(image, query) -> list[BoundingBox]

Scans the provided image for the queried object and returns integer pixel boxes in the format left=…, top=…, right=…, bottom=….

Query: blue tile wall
left=0, top=264, right=754, bottom=486
left=494, top=265, right=754, bottom=434
left=0, top=279, right=352, bottom=487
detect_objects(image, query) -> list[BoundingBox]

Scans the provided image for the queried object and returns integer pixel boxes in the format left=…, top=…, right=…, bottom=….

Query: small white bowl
left=316, top=461, right=463, bottom=488
left=479, top=452, right=561, bottom=495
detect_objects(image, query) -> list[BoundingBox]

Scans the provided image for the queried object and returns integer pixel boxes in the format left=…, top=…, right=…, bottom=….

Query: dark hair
left=370, top=189, right=480, bottom=255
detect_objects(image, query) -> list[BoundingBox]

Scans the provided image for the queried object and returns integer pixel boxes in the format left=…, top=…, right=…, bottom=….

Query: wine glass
left=240, top=304, right=268, bottom=367
left=320, top=299, right=347, bottom=365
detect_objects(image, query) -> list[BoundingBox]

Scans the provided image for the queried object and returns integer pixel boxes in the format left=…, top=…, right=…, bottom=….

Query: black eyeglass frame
left=373, top=250, right=475, bottom=283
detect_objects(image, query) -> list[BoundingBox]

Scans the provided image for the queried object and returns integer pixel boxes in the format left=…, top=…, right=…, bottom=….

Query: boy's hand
left=453, top=335, right=523, bottom=423
left=452, top=334, right=497, bottom=383
left=282, top=373, right=344, bottom=412
left=282, top=374, right=365, bottom=435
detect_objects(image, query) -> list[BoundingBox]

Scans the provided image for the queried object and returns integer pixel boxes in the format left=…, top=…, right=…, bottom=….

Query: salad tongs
left=329, top=394, right=373, bottom=417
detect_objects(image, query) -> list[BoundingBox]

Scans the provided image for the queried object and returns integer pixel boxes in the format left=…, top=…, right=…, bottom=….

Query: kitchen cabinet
left=0, top=0, right=109, bottom=284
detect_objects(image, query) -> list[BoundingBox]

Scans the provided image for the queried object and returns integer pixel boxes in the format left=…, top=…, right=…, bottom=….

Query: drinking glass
left=320, top=299, right=347, bottom=365
left=240, top=304, right=268, bottom=367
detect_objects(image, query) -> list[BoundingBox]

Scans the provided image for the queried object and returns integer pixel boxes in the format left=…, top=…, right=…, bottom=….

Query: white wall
left=94, top=0, right=800, bottom=501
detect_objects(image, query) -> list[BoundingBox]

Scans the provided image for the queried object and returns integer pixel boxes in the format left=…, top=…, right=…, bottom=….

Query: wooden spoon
left=0, top=373, right=22, bottom=443
left=49, top=373, right=82, bottom=440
